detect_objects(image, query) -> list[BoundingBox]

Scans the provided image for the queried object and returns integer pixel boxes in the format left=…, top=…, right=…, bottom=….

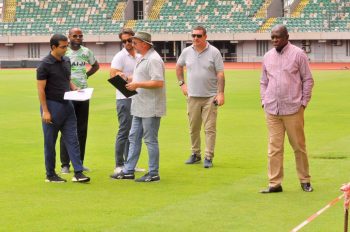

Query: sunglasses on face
left=72, top=34, right=83, bottom=39
left=191, top=34, right=203, bottom=38
left=122, top=38, right=133, bottom=44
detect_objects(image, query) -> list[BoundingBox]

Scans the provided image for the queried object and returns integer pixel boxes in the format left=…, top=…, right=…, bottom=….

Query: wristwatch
left=178, top=80, right=185, bottom=86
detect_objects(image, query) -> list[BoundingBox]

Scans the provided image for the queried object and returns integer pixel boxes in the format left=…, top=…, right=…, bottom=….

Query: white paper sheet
left=64, top=88, right=94, bottom=101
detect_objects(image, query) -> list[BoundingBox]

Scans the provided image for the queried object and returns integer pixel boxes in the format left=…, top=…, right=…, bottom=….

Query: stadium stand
left=0, top=0, right=123, bottom=36
left=1, top=0, right=350, bottom=36
left=270, top=0, right=350, bottom=32
left=134, top=0, right=264, bottom=33
left=0, top=0, right=3, bottom=22
left=1, top=0, right=350, bottom=64
left=0, top=0, right=267, bottom=35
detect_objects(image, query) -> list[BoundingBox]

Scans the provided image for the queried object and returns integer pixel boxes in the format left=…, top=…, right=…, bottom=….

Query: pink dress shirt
left=260, top=42, right=314, bottom=115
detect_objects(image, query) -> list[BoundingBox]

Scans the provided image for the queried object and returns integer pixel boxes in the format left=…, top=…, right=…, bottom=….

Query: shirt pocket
left=206, top=59, right=215, bottom=72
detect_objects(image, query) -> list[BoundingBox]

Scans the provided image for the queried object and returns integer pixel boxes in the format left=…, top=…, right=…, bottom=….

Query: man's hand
left=70, top=82, right=79, bottom=91
left=42, top=111, right=52, bottom=124
left=126, top=82, right=138, bottom=91
left=181, top=84, right=188, bottom=96
left=214, top=92, right=224, bottom=106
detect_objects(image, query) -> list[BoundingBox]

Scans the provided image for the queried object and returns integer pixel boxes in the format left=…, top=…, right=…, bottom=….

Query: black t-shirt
left=36, top=53, right=71, bottom=102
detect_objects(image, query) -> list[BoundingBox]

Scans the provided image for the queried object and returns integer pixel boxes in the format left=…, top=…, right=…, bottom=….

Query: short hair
left=271, top=24, right=288, bottom=37
left=118, top=28, right=135, bottom=40
left=50, top=34, right=68, bottom=49
left=192, top=26, right=207, bottom=35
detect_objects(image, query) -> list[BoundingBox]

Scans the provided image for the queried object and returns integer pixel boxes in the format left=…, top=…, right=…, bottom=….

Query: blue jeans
left=41, top=100, right=83, bottom=176
left=115, top=99, right=132, bottom=167
left=123, top=116, right=161, bottom=175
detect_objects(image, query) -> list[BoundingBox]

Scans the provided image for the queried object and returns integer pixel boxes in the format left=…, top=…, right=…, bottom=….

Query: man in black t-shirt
left=36, top=34, right=90, bottom=183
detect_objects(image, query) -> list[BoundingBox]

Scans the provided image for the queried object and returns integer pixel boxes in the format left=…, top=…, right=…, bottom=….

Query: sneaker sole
left=204, top=165, right=213, bottom=168
left=72, top=178, right=90, bottom=183
left=135, top=177, right=161, bottom=182
left=45, top=180, right=66, bottom=183
left=185, top=160, right=201, bottom=164
left=135, top=179, right=160, bottom=182
left=110, top=176, right=135, bottom=180
left=110, top=173, right=135, bottom=180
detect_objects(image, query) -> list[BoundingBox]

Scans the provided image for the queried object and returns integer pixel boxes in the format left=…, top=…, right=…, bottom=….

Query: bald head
left=69, top=28, right=82, bottom=35
left=68, top=28, right=83, bottom=49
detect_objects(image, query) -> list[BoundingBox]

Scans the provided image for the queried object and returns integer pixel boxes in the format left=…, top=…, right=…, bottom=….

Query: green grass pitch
left=0, top=68, right=349, bottom=231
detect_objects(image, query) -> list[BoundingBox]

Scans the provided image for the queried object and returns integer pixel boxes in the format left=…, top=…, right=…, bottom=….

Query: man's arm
left=126, top=80, right=163, bottom=91
left=215, top=71, right=225, bottom=106
left=70, top=81, right=78, bottom=91
left=260, top=62, right=268, bottom=108
left=110, top=68, right=131, bottom=82
left=110, top=68, right=122, bottom=78
left=299, top=53, right=314, bottom=107
left=86, top=61, right=100, bottom=78
left=37, top=80, right=52, bottom=124
left=175, top=64, right=188, bottom=96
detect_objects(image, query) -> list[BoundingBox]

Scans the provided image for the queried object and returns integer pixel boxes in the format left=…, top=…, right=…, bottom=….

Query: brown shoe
left=260, top=185, right=283, bottom=193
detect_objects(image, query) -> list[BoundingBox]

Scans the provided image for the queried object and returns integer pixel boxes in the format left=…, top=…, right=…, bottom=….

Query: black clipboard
left=108, top=75, right=137, bottom=98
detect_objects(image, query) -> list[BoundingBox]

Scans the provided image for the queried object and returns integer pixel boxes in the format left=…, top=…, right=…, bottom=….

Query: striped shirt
left=260, top=42, right=314, bottom=115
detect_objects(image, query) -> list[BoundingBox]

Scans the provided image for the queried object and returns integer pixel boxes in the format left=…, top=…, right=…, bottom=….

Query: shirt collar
left=142, top=48, right=154, bottom=60
left=44, top=53, right=69, bottom=64
left=122, top=48, right=137, bottom=58
left=191, top=42, right=210, bottom=54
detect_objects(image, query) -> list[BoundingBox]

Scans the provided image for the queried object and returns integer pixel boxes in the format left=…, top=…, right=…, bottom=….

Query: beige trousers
left=266, top=107, right=311, bottom=187
left=187, top=96, right=217, bottom=159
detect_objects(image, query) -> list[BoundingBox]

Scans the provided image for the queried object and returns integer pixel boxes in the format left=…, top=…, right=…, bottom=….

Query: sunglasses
left=122, top=38, right=133, bottom=44
left=72, top=34, right=83, bottom=39
left=191, top=34, right=203, bottom=38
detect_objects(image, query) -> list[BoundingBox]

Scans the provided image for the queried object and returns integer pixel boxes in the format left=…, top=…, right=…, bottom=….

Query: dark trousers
left=41, top=100, right=83, bottom=176
left=115, top=98, right=132, bottom=167
left=60, top=100, right=89, bottom=168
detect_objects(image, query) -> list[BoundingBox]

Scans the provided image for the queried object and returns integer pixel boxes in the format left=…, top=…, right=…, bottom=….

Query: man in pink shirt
left=260, top=25, right=314, bottom=193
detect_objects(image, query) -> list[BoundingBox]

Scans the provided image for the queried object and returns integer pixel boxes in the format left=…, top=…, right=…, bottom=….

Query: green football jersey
left=66, top=46, right=97, bottom=88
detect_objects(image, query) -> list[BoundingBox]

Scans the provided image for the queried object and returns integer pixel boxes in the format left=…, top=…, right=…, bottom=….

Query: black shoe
left=110, top=171, right=135, bottom=180
left=45, top=174, right=67, bottom=183
left=204, top=158, right=213, bottom=168
left=260, top=185, right=283, bottom=193
left=72, top=172, right=90, bottom=183
left=185, top=154, right=201, bottom=164
left=301, top=183, right=313, bottom=192
left=135, top=173, right=160, bottom=182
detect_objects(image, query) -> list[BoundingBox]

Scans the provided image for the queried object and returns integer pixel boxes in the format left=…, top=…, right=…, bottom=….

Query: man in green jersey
left=60, top=28, right=100, bottom=173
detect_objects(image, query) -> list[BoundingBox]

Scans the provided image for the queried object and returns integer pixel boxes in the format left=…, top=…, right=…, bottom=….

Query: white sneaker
left=82, top=166, right=90, bottom=172
left=114, top=166, right=123, bottom=174
left=61, top=166, right=70, bottom=174
left=135, top=167, right=146, bottom=172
